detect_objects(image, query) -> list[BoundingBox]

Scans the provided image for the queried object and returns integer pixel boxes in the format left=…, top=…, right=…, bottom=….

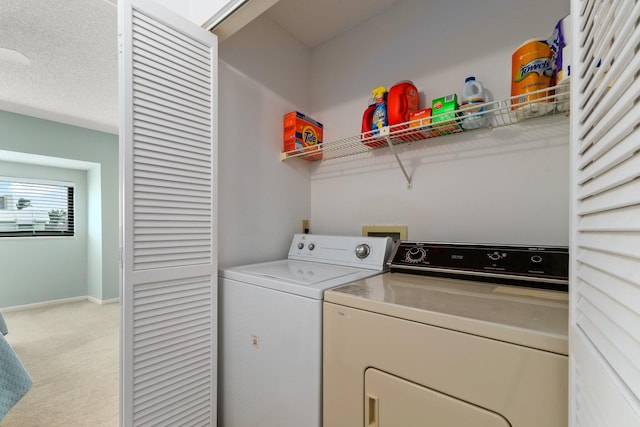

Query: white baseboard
left=87, top=296, right=120, bottom=305
left=1, top=295, right=120, bottom=312
left=1, top=296, right=87, bottom=312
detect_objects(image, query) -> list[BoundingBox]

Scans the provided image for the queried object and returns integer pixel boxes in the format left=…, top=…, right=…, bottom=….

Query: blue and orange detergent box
left=283, top=111, right=324, bottom=161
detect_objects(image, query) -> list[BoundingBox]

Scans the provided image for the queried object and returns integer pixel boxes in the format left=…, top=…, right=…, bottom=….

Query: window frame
left=0, top=176, right=75, bottom=238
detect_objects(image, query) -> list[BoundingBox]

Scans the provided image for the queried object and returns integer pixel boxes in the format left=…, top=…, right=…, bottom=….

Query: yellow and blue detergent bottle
left=370, top=86, right=388, bottom=135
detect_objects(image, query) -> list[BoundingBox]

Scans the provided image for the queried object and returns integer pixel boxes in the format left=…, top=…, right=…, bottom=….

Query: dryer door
left=364, top=368, right=510, bottom=427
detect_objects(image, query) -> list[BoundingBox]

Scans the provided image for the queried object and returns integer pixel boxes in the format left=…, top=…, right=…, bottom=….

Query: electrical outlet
left=302, top=219, right=310, bottom=234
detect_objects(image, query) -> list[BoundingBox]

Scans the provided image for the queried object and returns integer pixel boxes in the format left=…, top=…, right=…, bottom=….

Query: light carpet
left=0, top=300, right=119, bottom=427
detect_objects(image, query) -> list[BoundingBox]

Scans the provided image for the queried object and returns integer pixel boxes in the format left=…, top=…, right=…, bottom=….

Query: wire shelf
left=280, top=83, right=570, bottom=162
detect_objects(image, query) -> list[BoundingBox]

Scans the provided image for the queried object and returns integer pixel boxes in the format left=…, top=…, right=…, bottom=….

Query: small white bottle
left=460, top=76, right=488, bottom=130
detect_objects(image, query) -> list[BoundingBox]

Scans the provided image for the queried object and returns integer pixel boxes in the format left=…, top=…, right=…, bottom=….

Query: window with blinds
left=0, top=178, right=75, bottom=237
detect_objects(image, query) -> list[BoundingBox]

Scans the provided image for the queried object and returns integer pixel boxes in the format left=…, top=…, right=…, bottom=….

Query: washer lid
left=239, top=260, right=359, bottom=285
left=221, top=259, right=384, bottom=299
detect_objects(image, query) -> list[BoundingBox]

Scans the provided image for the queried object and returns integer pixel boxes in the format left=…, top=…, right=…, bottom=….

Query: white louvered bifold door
left=118, top=0, right=218, bottom=425
left=571, top=0, right=640, bottom=425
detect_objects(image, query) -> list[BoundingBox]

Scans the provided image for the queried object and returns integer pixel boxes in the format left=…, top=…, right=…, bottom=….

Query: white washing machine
left=323, top=241, right=570, bottom=427
left=218, top=233, right=393, bottom=427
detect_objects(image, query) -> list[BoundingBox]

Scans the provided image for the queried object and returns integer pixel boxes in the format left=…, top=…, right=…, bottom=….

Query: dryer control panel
left=389, top=241, right=569, bottom=291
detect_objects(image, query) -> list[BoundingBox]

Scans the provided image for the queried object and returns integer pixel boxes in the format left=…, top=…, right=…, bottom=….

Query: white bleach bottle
left=460, top=76, right=488, bottom=129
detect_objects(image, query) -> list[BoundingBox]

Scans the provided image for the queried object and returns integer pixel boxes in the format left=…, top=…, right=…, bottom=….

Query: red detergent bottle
left=387, top=80, right=420, bottom=126
left=361, top=96, right=376, bottom=137
left=361, top=91, right=386, bottom=148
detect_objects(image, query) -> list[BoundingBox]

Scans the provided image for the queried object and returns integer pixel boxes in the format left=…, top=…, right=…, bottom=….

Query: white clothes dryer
left=323, top=241, right=569, bottom=427
left=218, top=233, right=393, bottom=427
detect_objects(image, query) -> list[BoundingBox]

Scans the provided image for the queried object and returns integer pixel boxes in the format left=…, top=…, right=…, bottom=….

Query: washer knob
left=297, top=242, right=304, bottom=250
left=355, top=243, right=371, bottom=259
left=308, top=243, right=315, bottom=251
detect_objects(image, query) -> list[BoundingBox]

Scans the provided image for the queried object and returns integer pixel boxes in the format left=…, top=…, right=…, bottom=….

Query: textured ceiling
left=0, top=0, right=118, bottom=134
left=0, top=0, right=401, bottom=136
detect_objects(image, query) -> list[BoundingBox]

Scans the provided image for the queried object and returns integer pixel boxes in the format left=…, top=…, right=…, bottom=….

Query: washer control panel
left=288, top=234, right=393, bottom=270
left=390, top=241, right=569, bottom=291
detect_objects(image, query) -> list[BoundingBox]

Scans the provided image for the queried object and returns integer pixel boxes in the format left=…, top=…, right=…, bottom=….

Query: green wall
left=0, top=111, right=118, bottom=307
left=0, top=161, right=88, bottom=305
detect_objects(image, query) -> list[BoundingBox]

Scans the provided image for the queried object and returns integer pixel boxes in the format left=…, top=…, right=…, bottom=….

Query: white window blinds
left=0, top=178, right=74, bottom=236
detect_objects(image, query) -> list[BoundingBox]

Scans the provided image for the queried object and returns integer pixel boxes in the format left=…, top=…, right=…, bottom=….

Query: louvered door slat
left=138, top=163, right=206, bottom=179
left=578, top=122, right=640, bottom=180
left=571, top=1, right=640, bottom=423
left=134, top=341, right=210, bottom=373
left=134, top=103, right=211, bottom=131
left=576, top=302, right=640, bottom=395
left=132, top=10, right=209, bottom=61
left=134, top=80, right=210, bottom=113
left=134, top=79, right=211, bottom=112
left=134, top=137, right=211, bottom=162
left=134, top=156, right=211, bottom=175
left=579, top=231, right=640, bottom=258
left=579, top=177, right=640, bottom=215
left=579, top=3, right=640, bottom=113
left=133, top=51, right=209, bottom=93
left=134, top=98, right=211, bottom=127
left=578, top=205, right=640, bottom=231
left=578, top=76, right=640, bottom=150
left=132, top=25, right=210, bottom=74
left=120, top=0, right=217, bottom=425
left=136, top=375, right=210, bottom=414
left=133, top=107, right=211, bottom=135
left=578, top=151, right=640, bottom=199
left=579, top=246, right=640, bottom=285
left=135, top=171, right=211, bottom=188
left=580, top=264, right=640, bottom=313
left=134, top=119, right=211, bottom=144
left=134, top=202, right=212, bottom=215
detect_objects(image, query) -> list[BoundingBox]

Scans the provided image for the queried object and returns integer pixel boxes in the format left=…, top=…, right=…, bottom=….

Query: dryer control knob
left=308, top=243, right=315, bottom=251
left=297, top=242, right=304, bottom=250
left=355, top=244, right=371, bottom=259
left=406, top=247, right=426, bottom=263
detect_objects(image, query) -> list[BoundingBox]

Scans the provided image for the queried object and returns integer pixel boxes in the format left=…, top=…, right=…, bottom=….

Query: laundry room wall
left=307, top=0, right=571, bottom=245
left=215, top=0, right=570, bottom=266
left=218, top=14, right=312, bottom=267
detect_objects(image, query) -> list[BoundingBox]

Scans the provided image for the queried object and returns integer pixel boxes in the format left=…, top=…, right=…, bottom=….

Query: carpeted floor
left=0, top=300, right=119, bottom=427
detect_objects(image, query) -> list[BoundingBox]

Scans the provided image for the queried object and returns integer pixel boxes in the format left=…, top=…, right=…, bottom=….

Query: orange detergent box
left=283, top=111, right=324, bottom=161
left=408, top=108, right=432, bottom=139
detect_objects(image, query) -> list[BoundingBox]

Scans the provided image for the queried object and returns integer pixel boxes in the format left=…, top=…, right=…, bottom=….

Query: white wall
left=307, top=0, right=571, bottom=245
left=218, top=14, right=312, bottom=267
left=310, top=116, right=569, bottom=245
left=310, top=0, right=569, bottom=140
left=217, top=0, right=571, bottom=263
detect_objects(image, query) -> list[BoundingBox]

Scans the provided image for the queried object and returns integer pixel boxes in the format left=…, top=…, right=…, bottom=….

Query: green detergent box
left=431, top=94, right=462, bottom=135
